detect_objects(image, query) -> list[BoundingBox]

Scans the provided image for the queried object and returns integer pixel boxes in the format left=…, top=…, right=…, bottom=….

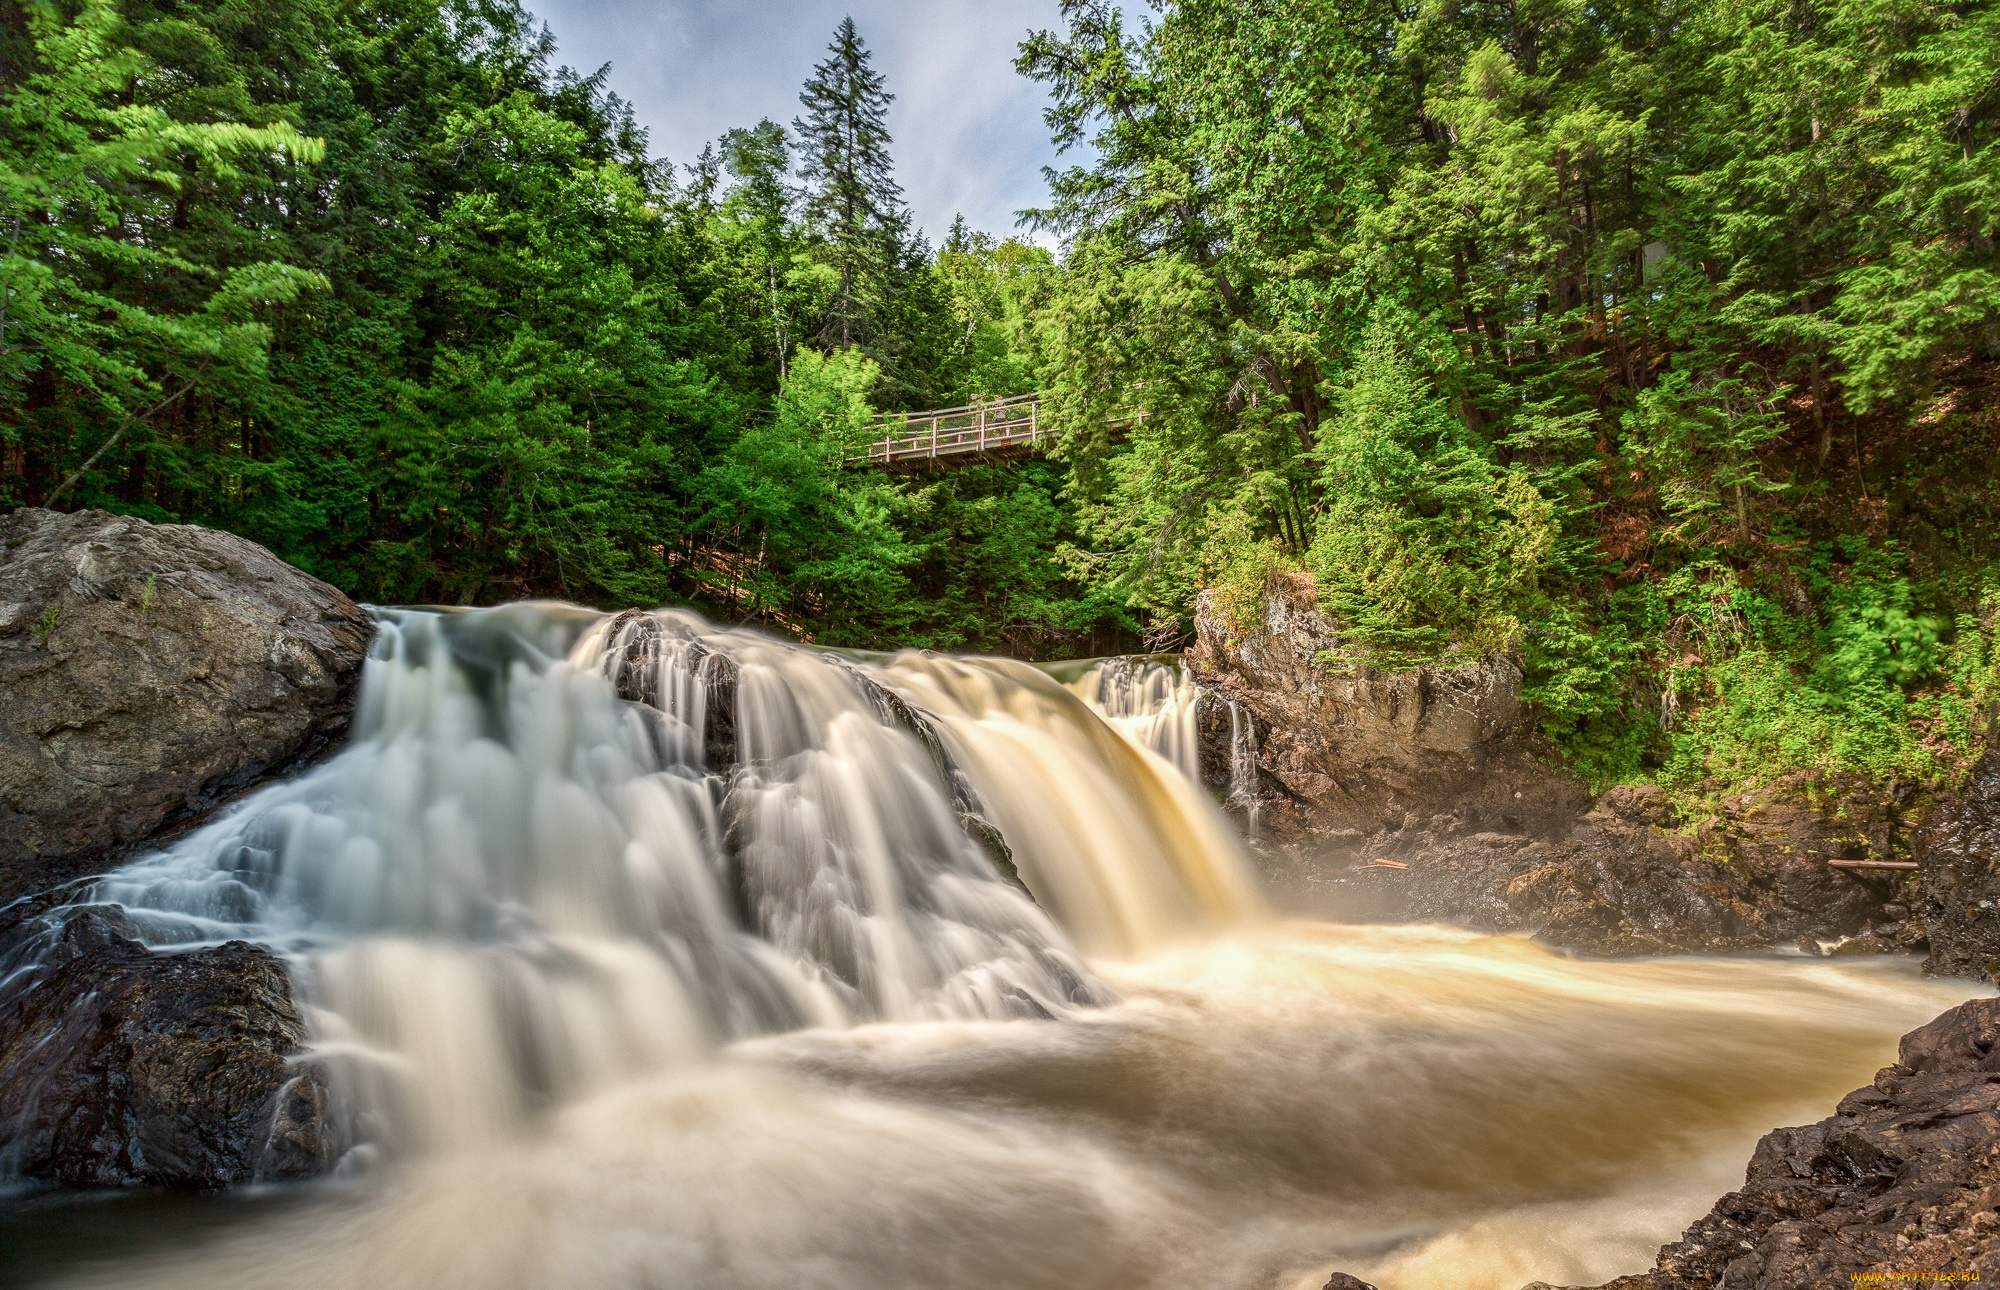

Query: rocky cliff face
left=1919, top=750, right=2000, bottom=981
left=1187, top=580, right=1589, bottom=850
left=0, top=508, right=373, bottom=904
left=1189, top=583, right=1921, bottom=956
left=1535, top=997, right=2000, bottom=1290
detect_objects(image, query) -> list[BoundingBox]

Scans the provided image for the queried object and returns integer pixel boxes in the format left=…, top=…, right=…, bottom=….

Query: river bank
left=1191, top=579, right=2000, bottom=976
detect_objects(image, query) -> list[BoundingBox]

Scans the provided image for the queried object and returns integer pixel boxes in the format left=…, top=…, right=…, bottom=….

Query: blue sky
left=526, top=0, right=1077, bottom=245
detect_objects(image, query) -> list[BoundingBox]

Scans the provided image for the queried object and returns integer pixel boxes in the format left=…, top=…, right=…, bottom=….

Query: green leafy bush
left=1657, top=551, right=1995, bottom=797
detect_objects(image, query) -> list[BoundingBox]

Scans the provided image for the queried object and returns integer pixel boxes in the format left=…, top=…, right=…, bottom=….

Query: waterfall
left=1064, top=655, right=1264, bottom=839
left=81, top=605, right=1256, bottom=1157
left=9, top=608, right=1982, bottom=1290
left=1227, top=700, right=1262, bottom=839
left=1061, top=655, right=1202, bottom=781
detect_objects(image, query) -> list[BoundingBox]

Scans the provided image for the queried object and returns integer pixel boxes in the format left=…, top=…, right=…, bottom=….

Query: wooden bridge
left=848, top=394, right=1144, bottom=471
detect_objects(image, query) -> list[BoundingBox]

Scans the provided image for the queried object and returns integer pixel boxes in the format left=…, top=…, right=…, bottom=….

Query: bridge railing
left=847, top=393, right=1147, bottom=468
left=848, top=393, right=1046, bottom=466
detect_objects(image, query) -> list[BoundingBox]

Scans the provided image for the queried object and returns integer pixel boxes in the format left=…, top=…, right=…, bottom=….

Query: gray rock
left=1920, top=750, right=2000, bottom=983
left=0, top=901, right=337, bottom=1188
left=0, top=507, right=372, bottom=904
left=1186, top=583, right=1589, bottom=851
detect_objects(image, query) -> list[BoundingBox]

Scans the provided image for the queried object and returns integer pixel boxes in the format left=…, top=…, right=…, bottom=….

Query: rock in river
left=1919, top=749, right=2000, bottom=983
left=0, top=509, right=361, bottom=1188
left=0, top=897, right=337, bottom=1188
left=0, top=507, right=372, bottom=904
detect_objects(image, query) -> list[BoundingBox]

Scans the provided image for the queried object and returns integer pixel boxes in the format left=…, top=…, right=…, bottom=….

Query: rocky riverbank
left=1189, top=578, right=1996, bottom=971
left=0, top=507, right=367, bottom=1189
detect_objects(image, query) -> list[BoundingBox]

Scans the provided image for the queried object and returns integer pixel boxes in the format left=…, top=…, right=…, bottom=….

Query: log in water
left=7, top=605, right=1980, bottom=1289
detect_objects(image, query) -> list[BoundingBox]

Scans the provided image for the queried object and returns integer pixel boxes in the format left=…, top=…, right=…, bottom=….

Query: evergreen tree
left=721, top=119, right=797, bottom=380
left=793, top=17, right=904, bottom=353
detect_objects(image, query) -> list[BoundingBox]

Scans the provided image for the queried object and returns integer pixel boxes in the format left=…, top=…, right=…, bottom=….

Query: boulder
left=0, top=508, right=372, bottom=904
left=1919, top=750, right=2000, bottom=983
left=1538, top=997, right=2000, bottom=1289
left=0, top=898, right=337, bottom=1188
left=1186, top=579, right=1589, bottom=854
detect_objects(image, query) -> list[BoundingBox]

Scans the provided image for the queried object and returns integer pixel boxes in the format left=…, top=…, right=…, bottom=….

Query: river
left=0, top=605, right=1975, bottom=1289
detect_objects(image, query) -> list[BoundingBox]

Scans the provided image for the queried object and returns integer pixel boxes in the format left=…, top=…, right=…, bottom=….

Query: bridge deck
left=849, top=394, right=1045, bottom=470
left=848, top=394, right=1141, bottom=470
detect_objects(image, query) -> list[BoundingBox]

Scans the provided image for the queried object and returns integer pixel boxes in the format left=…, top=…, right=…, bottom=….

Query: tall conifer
left=722, top=119, right=797, bottom=379
left=793, top=17, right=905, bottom=352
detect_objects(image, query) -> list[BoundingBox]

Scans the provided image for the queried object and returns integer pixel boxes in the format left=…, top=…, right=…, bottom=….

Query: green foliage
left=935, top=218, right=1051, bottom=403
left=0, top=0, right=325, bottom=468
left=9, top=0, right=1995, bottom=770
left=1657, top=554, right=1994, bottom=797
left=1625, top=358, right=1792, bottom=549
left=1021, top=0, right=2000, bottom=790
left=694, top=347, right=910, bottom=637
left=1209, top=536, right=1299, bottom=641
left=794, top=17, right=904, bottom=356
left=1307, top=322, right=1558, bottom=666
left=0, top=0, right=1129, bottom=657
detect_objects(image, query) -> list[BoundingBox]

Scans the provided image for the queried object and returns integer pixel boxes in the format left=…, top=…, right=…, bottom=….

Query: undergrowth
left=1539, top=540, right=2000, bottom=803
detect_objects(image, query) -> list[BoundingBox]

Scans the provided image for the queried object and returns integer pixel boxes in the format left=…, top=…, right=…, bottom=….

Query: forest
left=4, top=0, right=1999, bottom=798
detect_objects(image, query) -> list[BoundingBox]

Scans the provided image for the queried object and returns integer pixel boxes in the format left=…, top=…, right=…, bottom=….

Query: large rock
left=0, top=508, right=372, bottom=903
left=1919, top=749, right=2000, bottom=982
left=1536, top=997, right=2000, bottom=1289
left=1186, top=579, right=1589, bottom=852
left=0, top=896, right=337, bottom=1188
left=1190, top=581, right=1911, bottom=953
left=1335, top=776, right=1916, bottom=955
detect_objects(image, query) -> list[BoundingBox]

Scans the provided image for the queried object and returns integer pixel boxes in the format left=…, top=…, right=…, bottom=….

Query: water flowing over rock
left=18, top=604, right=1254, bottom=1174
left=1539, top=997, right=2000, bottom=1290
left=0, top=507, right=372, bottom=905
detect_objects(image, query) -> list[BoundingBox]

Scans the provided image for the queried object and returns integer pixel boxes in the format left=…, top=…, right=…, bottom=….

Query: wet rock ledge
left=1533, top=997, right=2000, bottom=1289
left=0, top=507, right=368, bottom=1189
left=0, top=897, right=336, bottom=1187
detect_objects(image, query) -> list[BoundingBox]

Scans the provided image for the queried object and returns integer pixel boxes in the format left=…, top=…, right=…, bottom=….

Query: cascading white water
left=1064, top=655, right=1204, bottom=782
left=1228, top=700, right=1263, bottom=838
left=86, top=605, right=1248, bottom=1155
left=9, top=604, right=1989, bottom=1290
left=1064, top=656, right=1264, bottom=838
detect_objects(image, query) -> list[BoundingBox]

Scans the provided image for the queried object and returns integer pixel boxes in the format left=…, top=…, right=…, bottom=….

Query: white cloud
left=527, top=0, right=1072, bottom=244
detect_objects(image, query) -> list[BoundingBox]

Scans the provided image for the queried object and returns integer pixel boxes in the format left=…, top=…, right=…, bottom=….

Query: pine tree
left=722, top=119, right=798, bottom=380
left=793, top=17, right=905, bottom=352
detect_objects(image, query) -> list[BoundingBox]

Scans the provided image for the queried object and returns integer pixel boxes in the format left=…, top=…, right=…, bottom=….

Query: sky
left=526, top=0, right=1078, bottom=246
